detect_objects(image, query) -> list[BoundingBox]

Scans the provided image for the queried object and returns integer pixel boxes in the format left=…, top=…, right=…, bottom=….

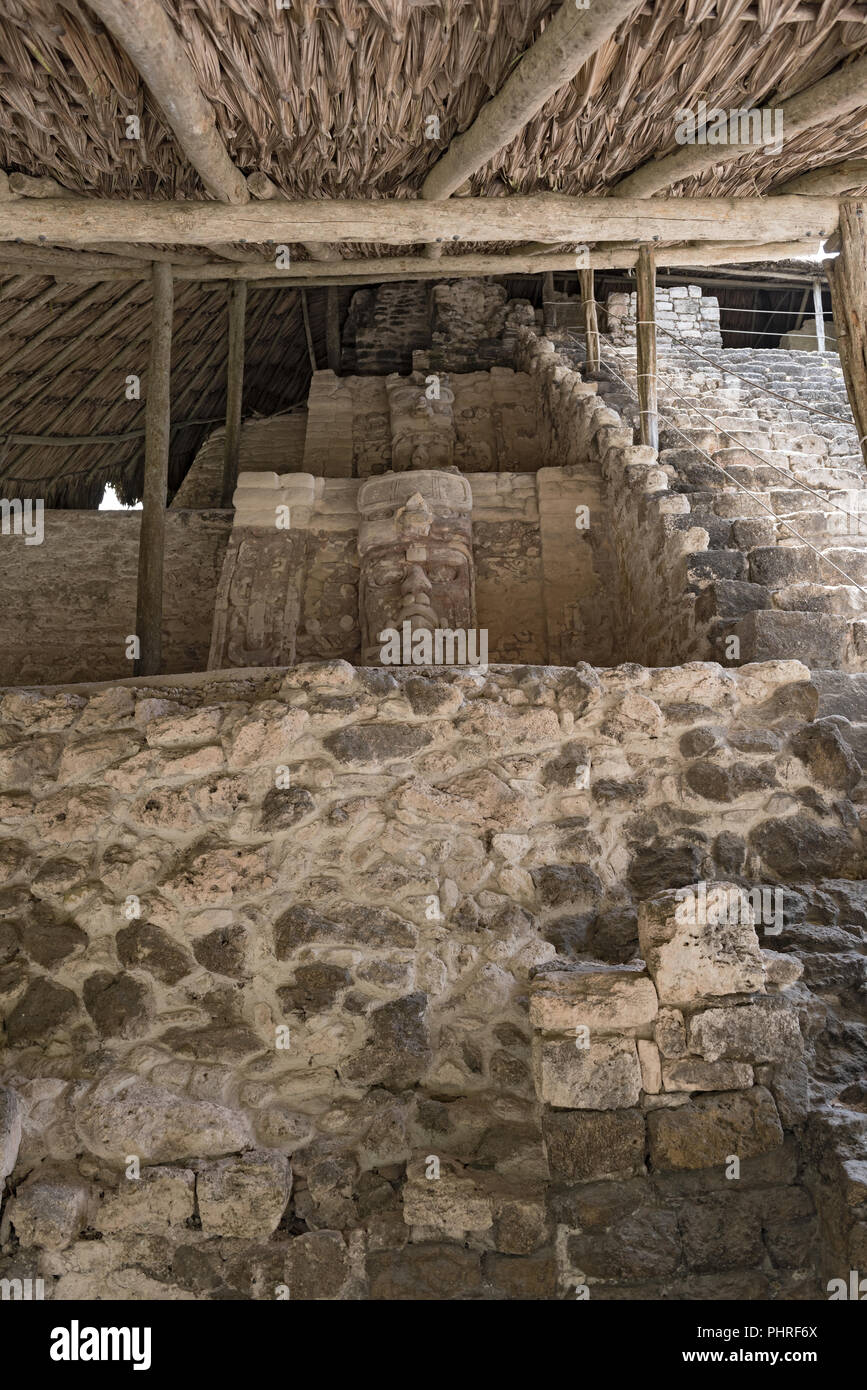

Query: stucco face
left=357, top=471, right=475, bottom=664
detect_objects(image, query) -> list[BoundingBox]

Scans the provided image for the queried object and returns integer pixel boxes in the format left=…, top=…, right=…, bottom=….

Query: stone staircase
left=585, top=343, right=867, bottom=670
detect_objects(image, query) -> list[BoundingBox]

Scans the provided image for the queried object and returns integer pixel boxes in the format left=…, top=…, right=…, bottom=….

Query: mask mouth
left=398, top=603, right=439, bottom=630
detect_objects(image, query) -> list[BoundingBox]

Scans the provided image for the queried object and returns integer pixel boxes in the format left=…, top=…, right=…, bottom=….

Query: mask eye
left=369, top=560, right=404, bottom=586
left=427, top=564, right=459, bottom=583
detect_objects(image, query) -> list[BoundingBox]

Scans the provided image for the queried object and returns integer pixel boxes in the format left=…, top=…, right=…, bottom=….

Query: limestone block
left=74, top=1080, right=253, bottom=1163
left=637, top=883, right=765, bottom=1007
left=638, top=1039, right=662, bottom=1094
left=7, top=1166, right=90, bottom=1249
left=647, top=1087, right=784, bottom=1170
left=687, top=1001, right=802, bottom=1064
left=197, top=1150, right=292, bottom=1237
left=98, top=1166, right=195, bottom=1233
left=402, top=1159, right=494, bottom=1237
left=654, top=1007, right=687, bottom=1058
left=532, top=1035, right=642, bottom=1109
left=761, top=950, right=803, bottom=987
left=661, top=1058, right=754, bottom=1092
left=529, top=964, right=658, bottom=1034
left=284, top=1231, right=351, bottom=1300
left=541, top=1108, right=646, bottom=1180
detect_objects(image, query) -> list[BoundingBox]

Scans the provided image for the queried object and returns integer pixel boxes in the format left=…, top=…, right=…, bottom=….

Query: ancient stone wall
left=172, top=414, right=309, bottom=508
left=0, top=511, right=232, bottom=687
left=343, top=279, right=537, bottom=378
left=593, top=343, right=867, bottom=669
left=605, top=285, right=722, bottom=348
left=207, top=467, right=619, bottom=669
left=1, top=657, right=864, bottom=1299
left=301, top=367, right=537, bottom=477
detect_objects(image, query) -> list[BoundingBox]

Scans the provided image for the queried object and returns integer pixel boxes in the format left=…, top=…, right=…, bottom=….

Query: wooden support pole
left=221, top=280, right=247, bottom=507
left=135, top=262, right=173, bottom=677
left=828, top=200, right=867, bottom=465
left=812, top=278, right=826, bottom=353
left=325, top=286, right=341, bottom=372
left=580, top=267, right=599, bottom=374
left=300, top=289, right=317, bottom=373
left=635, top=244, right=658, bottom=450
left=542, top=271, right=555, bottom=332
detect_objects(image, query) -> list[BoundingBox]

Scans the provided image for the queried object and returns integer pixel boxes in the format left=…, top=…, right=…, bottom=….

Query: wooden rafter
left=83, top=0, right=337, bottom=263
left=419, top=0, right=641, bottom=256
left=610, top=50, right=867, bottom=198
left=771, top=160, right=867, bottom=196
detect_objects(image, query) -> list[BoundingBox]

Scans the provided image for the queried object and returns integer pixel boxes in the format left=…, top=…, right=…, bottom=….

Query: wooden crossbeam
left=0, top=240, right=826, bottom=286
left=0, top=196, right=838, bottom=248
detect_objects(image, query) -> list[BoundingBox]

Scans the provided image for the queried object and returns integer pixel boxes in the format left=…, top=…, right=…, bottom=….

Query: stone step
left=811, top=669, right=867, bottom=723
left=734, top=608, right=852, bottom=667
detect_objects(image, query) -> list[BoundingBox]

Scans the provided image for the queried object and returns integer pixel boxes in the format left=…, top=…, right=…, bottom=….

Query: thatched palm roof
left=2, top=0, right=867, bottom=504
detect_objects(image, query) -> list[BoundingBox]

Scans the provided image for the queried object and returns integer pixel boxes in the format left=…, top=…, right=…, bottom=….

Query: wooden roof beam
left=610, top=50, right=867, bottom=198
left=0, top=194, right=838, bottom=248
left=83, top=0, right=247, bottom=204
left=83, top=0, right=337, bottom=263
left=418, top=0, right=640, bottom=256
left=771, top=160, right=867, bottom=196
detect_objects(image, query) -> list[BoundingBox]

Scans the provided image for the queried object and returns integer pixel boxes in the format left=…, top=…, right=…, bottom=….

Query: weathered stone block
left=661, top=1058, right=754, bottom=1092
left=638, top=883, right=765, bottom=1007
left=283, top=1231, right=350, bottom=1300
left=367, top=1243, right=483, bottom=1300
left=542, top=1108, right=646, bottom=1181
left=679, top=1194, right=764, bottom=1272
left=529, top=964, right=657, bottom=1034
left=638, top=1039, right=662, bottom=1094
left=654, top=1007, right=687, bottom=1058
left=735, top=609, right=848, bottom=666
left=74, top=1081, right=253, bottom=1163
left=98, top=1166, right=195, bottom=1234
left=402, top=1160, right=493, bottom=1237
left=647, top=1087, right=784, bottom=1171
left=7, top=1167, right=90, bottom=1250
left=687, top=1001, right=802, bottom=1064
left=532, top=1036, right=642, bottom=1109
left=197, top=1149, right=292, bottom=1237
left=567, top=1207, right=682, bottom=1280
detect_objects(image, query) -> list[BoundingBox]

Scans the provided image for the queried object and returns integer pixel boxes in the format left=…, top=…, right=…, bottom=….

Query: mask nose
left=401, top=564, right=431, bottom=600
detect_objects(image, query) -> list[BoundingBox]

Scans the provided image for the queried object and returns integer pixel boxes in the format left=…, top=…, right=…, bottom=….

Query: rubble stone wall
left=0, top=657, right=865, bottom=1299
